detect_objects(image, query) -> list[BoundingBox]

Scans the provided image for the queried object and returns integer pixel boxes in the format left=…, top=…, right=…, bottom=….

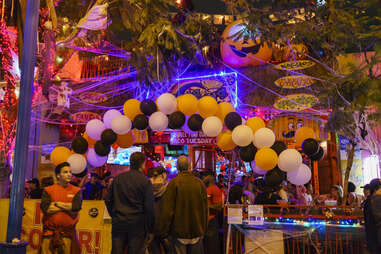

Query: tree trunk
left=342, top=143, right=356, bottom=206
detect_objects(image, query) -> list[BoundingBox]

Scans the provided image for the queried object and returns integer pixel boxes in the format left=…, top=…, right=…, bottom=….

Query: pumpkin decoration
left=220, top=20, right=272, bottom=68
left=269, top=116, right=321, bottom=143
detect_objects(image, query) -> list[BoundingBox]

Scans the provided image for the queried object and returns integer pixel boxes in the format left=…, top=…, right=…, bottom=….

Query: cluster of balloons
left=243, top=126, right=322, bottom=187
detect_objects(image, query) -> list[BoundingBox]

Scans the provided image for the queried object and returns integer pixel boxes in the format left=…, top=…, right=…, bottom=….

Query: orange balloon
left=216, top=102, right=235, bottom=123
left=217, top=130, right=236, bottom=151
left=116, top=132, right=134, bottom=148
left=83, top=132, right=96, bottom=148
left=246, top=117, right=265, bottom=134
left=177, top=94, right=198, bottom=115
left=197, top=96, right=218, bottom=118
left=295, top=127, right=316, bottom=147
left=50, top=146, right=72, bottom=166
left=123, top=99, right=142, bottom=120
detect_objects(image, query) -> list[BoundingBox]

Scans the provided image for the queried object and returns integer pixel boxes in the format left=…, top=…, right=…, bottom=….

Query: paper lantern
left=217, top=130, right=237, bottom=151
left=94, top=141, right=111, bottom=156
left=310, top=146, right=324, bottom=161
left=182, top=115, right=198, bottom=135
left=83, top=132, right=96, bottom=148
left=51, top=146, right=72, bottom=166
left=111, top=115, right=132, bottom=135
left=188, top=114, right=204, bottom=131
left=302, top=138, right=319, bottom=156
left=157, top=93, right=177, bottom=114
left=140, top=99, right=157, bottom=116
left=265, top=167, right=285, bottom=187
left=278, top=149, right=302, bottom=172
left=123, top=99, right=142, bottom=120
left=101, top=129, right=117, bottom=146
left=177, top=94, right=198, bottom=116
left=71, top=137, right=88, bottom=154
left=287, top=164, right=312, bottom=185
left=239, top=144, right=257, bottom=162
left=168, top=111, right=186, bottom=129
left=67, top=154, right=87, bottom=174
left=232, top=125, right=253, bottom=147
left=271, top=141, right=287, bottom=155
left=103, top=109, right=122, bottom=129
left=87, top=148, right=108, bottom=167
left=216, top=102, right=235, bottom=123
left=246, top=117, right=265, bottom=133
left=202, top=116, right=223, bottom=137
left=220, top=20, right=272, bottom=68
left=197, top=96, right=218, bottom=118
left=253, top=128, right=275, bottom=148
left=224, top=112, right=242, bottom=131
left=86, top=119, right=105, bottom=140
left=295, top=127, right=316, bottom=147
left=116, top=132, right=134, bottom=148
left=133, top=114, right=149, bottom=130
left=254, top=148, right=278, bottom=171
left=149, top=112, right=168, bottom=131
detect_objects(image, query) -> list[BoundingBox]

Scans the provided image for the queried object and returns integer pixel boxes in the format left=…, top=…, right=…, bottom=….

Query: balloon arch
left=50, top=93, right=324, bottom=185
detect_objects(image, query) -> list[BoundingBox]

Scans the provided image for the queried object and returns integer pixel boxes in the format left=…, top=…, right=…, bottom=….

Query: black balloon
left=94, top=141, right=111, bottom=156
left=133, top=114, right=149, bottom=130
left=271, top=141, right=287, bottom=155
left=168, top=111, right=186, bottom=129
left=239, top=144, right=257, bottom=162
left=265, top=167, right=285, bottom=187
left=73, top=168, right=88, bottom=178
left=224, top=112, right=242, bottom=131
left=140, top=99, right=157, bottom=116
left=71, top=136, right=88, bottom=154
left=302, top=138, right=320, bottom=156
left=310, top=146, right=324, bottom=161
left=101, top=129, right=117, bottom=145
left=188, top=114, right=204, bottom=131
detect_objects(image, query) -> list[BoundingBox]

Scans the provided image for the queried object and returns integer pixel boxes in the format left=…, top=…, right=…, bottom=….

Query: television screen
left=107, top=146, right=142, bottom=165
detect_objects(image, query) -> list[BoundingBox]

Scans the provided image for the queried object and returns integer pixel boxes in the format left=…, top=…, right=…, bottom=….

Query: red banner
left=170, top=131, right=216, bottom=145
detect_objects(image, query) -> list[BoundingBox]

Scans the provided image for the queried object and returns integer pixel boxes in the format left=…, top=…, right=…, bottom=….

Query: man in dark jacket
left=147, top=166, right=173, bottom=254
left=159, top=156, right=208, bottom=254
left=105, top=152, right=155, bottom=254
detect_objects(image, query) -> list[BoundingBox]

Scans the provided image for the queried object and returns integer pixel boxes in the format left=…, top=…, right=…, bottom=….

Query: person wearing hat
left=363, top=179, right=381, bottom=253
left=147, top=166, right=173, bottom=254
left=27, top=178, right=43, bottom=199
left=361, top=184, right=371, bottom=198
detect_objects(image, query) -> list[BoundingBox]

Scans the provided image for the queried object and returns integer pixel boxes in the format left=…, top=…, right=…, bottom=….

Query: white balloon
left=86, top=119, right=105, bottom=140
left=103, top=109, right=122, bottom=129
left=149, top=112, right=168, bottom=131
left=202, top=116, right=223, bottom=137
left=157, top=93, right=177, bottom=115
left=251, top=160, right=267, bottom=175
left=67, top=154, right=87, bottom=174
left=232, top=125, right=254, bottom=147
left=87, top=148, right=108, bottom=167
left=287, top=164, right=311, bottom=185
left=253, top=127, right=275, bottom=148
left=111, top=115, right=132, bottom=135
left=278, top=149, right=303, bottom=172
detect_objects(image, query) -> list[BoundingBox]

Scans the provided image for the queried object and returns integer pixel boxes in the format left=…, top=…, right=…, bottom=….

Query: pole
left=6, top=0, right=40, bottom=241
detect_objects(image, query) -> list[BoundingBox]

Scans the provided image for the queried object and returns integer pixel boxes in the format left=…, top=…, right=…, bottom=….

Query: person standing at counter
left=40, top=162, right=82, bottom=254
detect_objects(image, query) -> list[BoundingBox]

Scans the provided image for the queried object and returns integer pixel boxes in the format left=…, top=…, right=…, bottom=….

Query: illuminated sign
left=70, top=111, right=101, bottom=123
left=170, top=131, right=216, bottom=146
left=275, top=60, right=315, bottom=71
left=273, top=93, right=319, bottom=111
left=274, top=75, right=314, bottom=89
left=79, top=92, right=108, bottom=104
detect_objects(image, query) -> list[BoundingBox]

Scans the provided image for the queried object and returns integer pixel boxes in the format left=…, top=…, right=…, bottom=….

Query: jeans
left=148, top=236, right=175, bottom=254
left=204, top=217, right=221, bottom=254
left=173, top=237, right=204, bottom=254
left=111, top=231, right=146, bottom=254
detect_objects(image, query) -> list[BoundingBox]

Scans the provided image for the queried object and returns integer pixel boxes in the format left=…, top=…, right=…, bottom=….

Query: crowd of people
left=23, top=151, right=380, bottom=254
